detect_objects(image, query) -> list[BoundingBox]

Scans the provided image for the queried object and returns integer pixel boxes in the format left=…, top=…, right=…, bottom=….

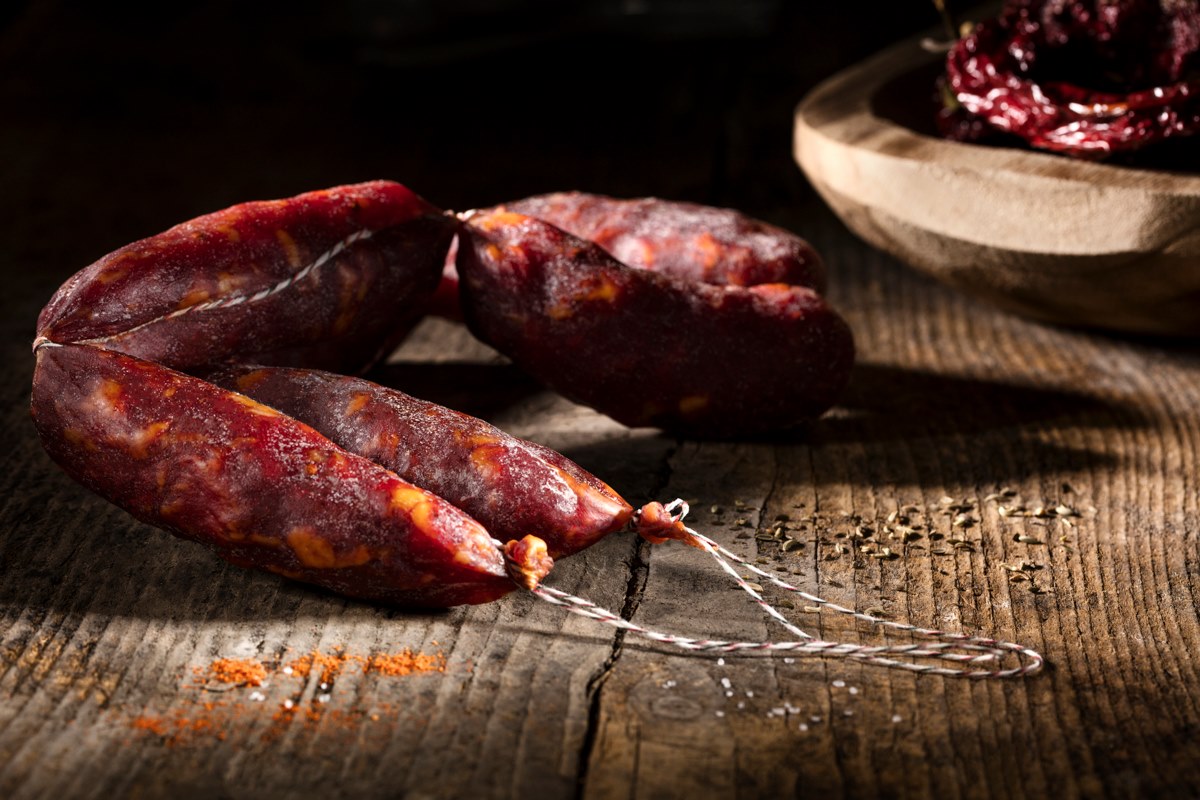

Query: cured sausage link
left=31, top=343, right=539, bottom=608
left=212, top=365, right=634, bottom=558
left=37, top=181, right=455, bottom=375
left=430, top=192, right=826, bottom=320
left=456, top=211, right=855, bottom=438
left=501, top=192, right=826, bottom=290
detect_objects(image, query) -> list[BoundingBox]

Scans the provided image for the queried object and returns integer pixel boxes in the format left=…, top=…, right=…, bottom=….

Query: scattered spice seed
left=129, top=647, right=447, bottom=748
left=287, top=649, right=359, bottom=685
left=366, top=650, right=447, bottom=677
left=130, top=708, right=231, bottom=747
left=199, top=658, right=268, bottom=687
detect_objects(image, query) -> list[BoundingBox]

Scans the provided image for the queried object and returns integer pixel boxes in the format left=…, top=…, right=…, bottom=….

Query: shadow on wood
left=364, top=361, right=546, bottom=423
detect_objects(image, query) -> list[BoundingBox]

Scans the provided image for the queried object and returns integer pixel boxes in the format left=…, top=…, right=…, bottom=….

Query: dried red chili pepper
left=941, top=0, right=1200, bottom=157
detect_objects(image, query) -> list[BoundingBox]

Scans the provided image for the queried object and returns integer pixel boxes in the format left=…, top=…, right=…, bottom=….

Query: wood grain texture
left=582, top=214, right=1200, bottom=797
left=793, top=29, right=1200, bottom=336
left=3, top=2, right=1200, bottom=797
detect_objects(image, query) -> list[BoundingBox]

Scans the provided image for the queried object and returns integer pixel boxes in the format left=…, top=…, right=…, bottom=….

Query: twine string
left=513, top=500, right=1044, bottom=679
left=70, top=228, right=376, bottom=348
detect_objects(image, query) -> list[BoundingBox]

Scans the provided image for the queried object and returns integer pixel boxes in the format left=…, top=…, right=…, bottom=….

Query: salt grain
left=798, top=723, right=809, bottom=732
left=892, top=714, right=903, bottom=723
left=831, top=680, right=846, bottom=688
left=848, top=687, right=859, bottom=696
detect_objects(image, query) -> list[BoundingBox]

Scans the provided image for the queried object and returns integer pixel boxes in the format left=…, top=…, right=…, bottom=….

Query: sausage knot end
left=503, top=535, right=555, bottom=591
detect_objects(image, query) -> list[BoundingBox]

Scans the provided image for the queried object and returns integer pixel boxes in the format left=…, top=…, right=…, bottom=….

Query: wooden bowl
left=793, top=34, right=1200, bottom=336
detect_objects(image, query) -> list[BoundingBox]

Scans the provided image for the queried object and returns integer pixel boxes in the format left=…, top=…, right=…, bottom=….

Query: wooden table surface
left=2, top=3, right=1198, bottom=798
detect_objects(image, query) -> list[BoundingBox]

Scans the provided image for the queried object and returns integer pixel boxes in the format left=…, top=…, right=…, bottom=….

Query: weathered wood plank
left=3, top=3, right=1200, bottom=797
left=0, top=318, right=674, bottom=800
left=581, top=211, right=1200, bottom=798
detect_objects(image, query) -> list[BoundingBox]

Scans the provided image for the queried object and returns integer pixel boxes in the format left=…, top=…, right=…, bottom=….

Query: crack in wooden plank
left=573, top=441, right=676, bottom=798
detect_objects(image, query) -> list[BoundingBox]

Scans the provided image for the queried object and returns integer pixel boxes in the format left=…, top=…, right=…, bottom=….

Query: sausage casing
left=31, top=343, right=516, bottom=607
left=456, top=211, right=854, bottom=437
left=212, top=365, right=634, bottom=558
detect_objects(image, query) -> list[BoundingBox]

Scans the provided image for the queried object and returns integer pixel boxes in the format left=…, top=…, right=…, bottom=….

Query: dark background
left=7, top=7, right=1200, bottom=799
left=2, top=0, right=940, bottom=320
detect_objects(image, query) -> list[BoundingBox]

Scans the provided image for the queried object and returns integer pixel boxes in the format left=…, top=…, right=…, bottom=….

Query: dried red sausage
left=432, top=193, right=825, bottom=320
left=501, top=193, right=826, bottom=289
left=37, top=181, right=454, bottom=374
left=455, top=211, right=854, bottom=438
left=212, top=365, right=633, bottom=558
left=31, top=343, right=545, bottom=607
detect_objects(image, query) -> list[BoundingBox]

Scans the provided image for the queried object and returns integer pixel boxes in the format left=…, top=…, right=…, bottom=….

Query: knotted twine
left=505, top=500, right=1043, bottom=679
